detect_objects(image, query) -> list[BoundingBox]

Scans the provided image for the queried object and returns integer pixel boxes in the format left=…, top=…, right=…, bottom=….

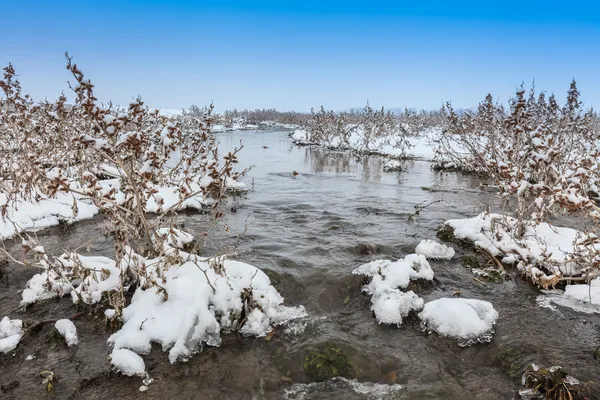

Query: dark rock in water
left=406, top=277, right=436, bottom=294
left=354, top=243, right=377, bottom=256
left=303, top=345, right=355, bottom=382
left=436, top=224, right=455, bottom=242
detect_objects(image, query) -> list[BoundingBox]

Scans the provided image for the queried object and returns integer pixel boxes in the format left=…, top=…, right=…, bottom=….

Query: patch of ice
left=55, top=319, right=79, bottom=346
left=537, top=283, right=600, bottom=314
left=415, top=239, right=455, bottom=260
left=0, top=317, right=23, bottom=354
left=418, top=298, right=498, bottom=346
left=284, top=377, right=404, bottom=400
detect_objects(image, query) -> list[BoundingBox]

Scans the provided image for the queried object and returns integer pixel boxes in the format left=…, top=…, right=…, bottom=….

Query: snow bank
left=415, top=240, right=455, bottom=260
left=0, top=178, right=210, bottom=241
left=0, top=192, right=98, bottom=240
left=539, top=278, right=600, bottom=314
left=0, top=317, right=23, bottom=354
left=55, top=319, right=78, bottom=346
left=564, top=279, right=600, bottom=304
left=353, top=254, right=433, bottom=325
left=419, top=298, right=498, bottom=346
left=445, top=213, right=583, bottom=277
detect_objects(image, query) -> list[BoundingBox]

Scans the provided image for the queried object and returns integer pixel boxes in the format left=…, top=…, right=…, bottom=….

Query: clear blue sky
left=1, top=1, right=599, bottom=112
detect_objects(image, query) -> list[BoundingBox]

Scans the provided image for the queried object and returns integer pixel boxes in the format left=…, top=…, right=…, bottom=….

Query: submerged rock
left=303, top=345, right=355, bottom=382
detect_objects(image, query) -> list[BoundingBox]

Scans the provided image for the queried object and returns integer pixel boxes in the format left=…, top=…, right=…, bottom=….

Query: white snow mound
left=353, top=254, right=433, bottom=325
left=55, top=319, right=79, bottom=346
left=415, top=240, right=455, bottom=260
left=0, top=317, right=23, bottom=354
left=110, top=348, right=146, bottom=376
left=419, top=298, right=498, bottom=346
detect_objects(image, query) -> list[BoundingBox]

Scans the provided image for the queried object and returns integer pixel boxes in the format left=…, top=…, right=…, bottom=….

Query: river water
left=1, top=130, right=599, bottom=399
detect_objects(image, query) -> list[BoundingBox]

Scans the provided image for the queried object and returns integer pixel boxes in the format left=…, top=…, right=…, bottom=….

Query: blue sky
left=1, top=1, right=599, bottom=112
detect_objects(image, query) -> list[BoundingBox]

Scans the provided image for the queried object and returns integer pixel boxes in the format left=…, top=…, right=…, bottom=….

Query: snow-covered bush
left=293, top=104, right=414, bottom=158
left=438, top=82, right=600, bottom=287
left=0, top=55, right=305, bottom=370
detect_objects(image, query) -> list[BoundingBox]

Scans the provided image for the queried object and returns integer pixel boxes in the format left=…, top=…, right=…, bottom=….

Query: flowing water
left=1, top=130, right=599, bottom=399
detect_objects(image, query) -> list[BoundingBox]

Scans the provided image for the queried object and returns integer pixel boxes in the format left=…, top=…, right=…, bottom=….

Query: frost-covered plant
left=294, top=103, right=413, bottom=157
left=439, top=81, right=600, bottom=286
left=0, top=54, right=248, bottom=311
left=0, top=55, right=306, bottom=372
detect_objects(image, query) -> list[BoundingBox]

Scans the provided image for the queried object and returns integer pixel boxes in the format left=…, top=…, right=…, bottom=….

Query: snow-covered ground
left=213, top=120, right=298, bottom=133
left=291, top=127, right=447, bottom=162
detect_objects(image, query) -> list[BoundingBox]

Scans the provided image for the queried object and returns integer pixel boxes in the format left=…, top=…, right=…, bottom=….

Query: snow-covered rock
left=353, top=254, right=434, bottom=325
left=110, top=348, right=146, bottom=376
left=415, top=240, right=455, bottom=260
left=55, top=319, right=78, bottom=346
left=0, top=317, right=23, bottom=354
left=418, top=298, right=498, bottom=345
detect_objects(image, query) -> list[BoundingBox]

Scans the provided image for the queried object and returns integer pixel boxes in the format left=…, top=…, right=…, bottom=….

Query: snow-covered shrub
left=293, top=104, right=414, bottom=158
left=439, top=81, right=600, bottom=286
left=0, top=55, right=305, bottom=371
